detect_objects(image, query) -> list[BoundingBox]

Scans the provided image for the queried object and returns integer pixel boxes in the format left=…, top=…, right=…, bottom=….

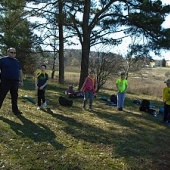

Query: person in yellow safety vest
left=116, top=72, right=128, bottom=111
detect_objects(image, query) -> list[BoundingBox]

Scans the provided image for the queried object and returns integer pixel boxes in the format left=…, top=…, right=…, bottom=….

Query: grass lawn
left=0, top=78, right=170, bottom=170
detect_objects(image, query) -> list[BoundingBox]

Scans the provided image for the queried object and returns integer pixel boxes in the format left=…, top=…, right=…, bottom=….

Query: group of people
left=0, top=47, right=170, bottom=126
left=0, top=47, right=128, bottom=115
left=80, top=71, right=128, bottom=111
left=0, top=47, right=48, bottom=114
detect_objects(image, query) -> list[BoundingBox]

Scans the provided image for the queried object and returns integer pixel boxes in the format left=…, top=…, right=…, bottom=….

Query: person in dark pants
left=163, top=79, right=170, bottom=126
left=0, top=47, right=24, bottom=115
left=35, top=65, right=48, bottom=110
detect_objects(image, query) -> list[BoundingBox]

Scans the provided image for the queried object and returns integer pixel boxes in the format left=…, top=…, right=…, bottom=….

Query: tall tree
left=58, top=0, right=64, bottom=84
left=67, top=0, right=170, bottom=89
left=26, top=0, right=66, bottom=83
left=0, top=0, right=37, bottom=74
left=22, top=0, right=170, bottom=87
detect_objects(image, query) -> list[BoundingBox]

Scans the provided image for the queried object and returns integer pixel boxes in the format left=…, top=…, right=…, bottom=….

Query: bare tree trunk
left=78, top=0, right=91, bottom=89
left=58, top=0, right=64, bottom=84
left=51, top=52, right=57, bottom=79
left=79, top=42, right=90, bottom=89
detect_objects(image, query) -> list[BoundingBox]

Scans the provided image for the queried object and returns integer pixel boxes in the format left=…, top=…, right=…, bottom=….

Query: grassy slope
left=0, top=78, right=170, bottom=170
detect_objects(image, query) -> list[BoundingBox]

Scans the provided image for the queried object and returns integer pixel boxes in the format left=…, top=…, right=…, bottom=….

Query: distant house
left=154, top=60, right=162, bottom=67
left=153, top=60, right=170, bottom=67
left=148, top=59, right=156, bottom=67
left=166, top=60, right=170, bottom=67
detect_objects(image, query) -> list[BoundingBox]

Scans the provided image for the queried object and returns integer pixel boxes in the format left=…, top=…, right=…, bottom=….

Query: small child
left=80, top=70, right=96, bottom=110
left=116, top=72, right=128, bottom=111
left=163, top=79, right=170, bottom=125
left=35, top=64, right=48, bottom=110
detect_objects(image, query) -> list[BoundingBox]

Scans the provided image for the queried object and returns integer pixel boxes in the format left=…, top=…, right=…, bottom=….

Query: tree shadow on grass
left=92, top=108, right=170, bottom=166
left=44, top=108, right=156, bottom=148
left=0, top=115, right=65, bottom=150
left=93, top=108, right=159, bottom=129
left=43, top=108, right=170, bottom=169
left=44, top=108, right=114, bottom=145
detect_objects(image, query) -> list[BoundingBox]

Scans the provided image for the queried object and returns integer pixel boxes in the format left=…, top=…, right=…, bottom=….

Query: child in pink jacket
left=81, top=71, right=96, bottom=110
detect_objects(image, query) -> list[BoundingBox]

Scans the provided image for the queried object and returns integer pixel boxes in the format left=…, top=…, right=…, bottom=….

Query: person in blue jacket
left=0, top=47, right=24, bottom=115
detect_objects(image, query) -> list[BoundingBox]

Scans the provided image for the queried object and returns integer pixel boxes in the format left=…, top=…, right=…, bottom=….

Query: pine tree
left=0, top=0, right=36, bottom=74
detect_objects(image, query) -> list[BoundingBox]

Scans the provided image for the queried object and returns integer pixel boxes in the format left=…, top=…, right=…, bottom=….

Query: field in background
left=64, top=66, right=170, bottom=99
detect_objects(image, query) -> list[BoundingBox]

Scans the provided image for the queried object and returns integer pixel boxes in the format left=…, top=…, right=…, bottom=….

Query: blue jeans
left=117, top=92, right=126, bottom=109
left=83, top=90, right=93, bottom=109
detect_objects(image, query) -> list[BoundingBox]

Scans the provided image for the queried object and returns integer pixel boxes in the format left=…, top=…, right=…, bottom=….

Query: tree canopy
left=0, top=0, right=170, bottom=84
left=0, top=0, right=39, bottom=73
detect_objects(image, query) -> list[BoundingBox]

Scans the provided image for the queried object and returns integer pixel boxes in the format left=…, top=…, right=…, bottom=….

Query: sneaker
left=89, top=106, right=93, bottom=111
left=82, top=106, right=86, bottom=110
left=37, top=106, right=41, bottom=110
left=13, top=110, right=22, bottom=115
left=43, top=102, right=47, bottom=107
left=117, top=108, right=123, bottom=111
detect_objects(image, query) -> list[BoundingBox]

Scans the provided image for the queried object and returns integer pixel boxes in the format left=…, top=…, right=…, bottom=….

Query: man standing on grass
left=116, top=72, right=128, bottom=111
left=0, top=47, right=23, bottom=115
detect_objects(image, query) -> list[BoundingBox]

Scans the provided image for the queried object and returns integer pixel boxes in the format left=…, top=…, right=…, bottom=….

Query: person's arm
left=124, top=80, right=128, bottom=92
left=19, top=69, right=24, bottom=86
left=40, top=80, right=48, bottom=90
left=39, top=74, right=48, bottom=90
left=163, top=88, right=166, bottom=103
left=35, top=77, right=38, bottom=90
left=80, top=78, right=87, bottom=92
